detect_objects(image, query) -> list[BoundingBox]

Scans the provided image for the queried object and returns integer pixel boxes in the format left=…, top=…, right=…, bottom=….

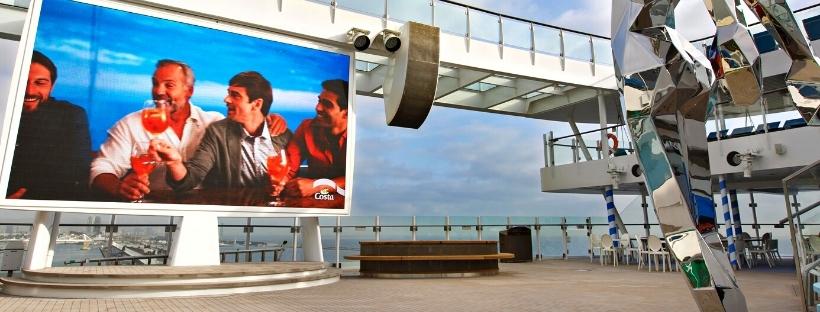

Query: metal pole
left=244, top=217, right=252, bottom=251
left=292, top=217, right=298, bottom=261
left=476, top=217, right=482, bottom=240
left=586, top=217, right=593, bottom=262
left=561, top=217, right=569, bottom=260
left=598, top=93, right=610, bottom=158
left=166, top=216, right=174, bottom=256
left=411, top=216, right=417, bottom=241
left=604, top=186, right=619, bottom=247
left=730, top=190, right=743, bottom=238
left=506, top=216, right=511, bottom=229
left=793, top=194, right=803, bottom=236
left=444, top=216, right=450, bottom=241
left=750, top=191, right=760, bottom=239
left=719, top=175, right=738, bottom=269
left=335, top=216, right=341, bottom=268
left=535, top=217, right=542, bottom=261
left=374, top=216, right=380, bottom=241
left=107, top=215, right=116, bottom=249
left=641, top=190, right=650, bottom=237
left=547, top=131, right=555, bottom=167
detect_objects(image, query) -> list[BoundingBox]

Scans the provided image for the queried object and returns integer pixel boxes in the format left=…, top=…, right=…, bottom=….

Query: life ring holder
left=601, top=133, right=618, bottom=154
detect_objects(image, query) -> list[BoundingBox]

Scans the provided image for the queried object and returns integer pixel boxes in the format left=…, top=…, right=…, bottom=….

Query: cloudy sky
left=1, top=0, right=818, bottom=224
left=347, top=0, right=820, bottom=219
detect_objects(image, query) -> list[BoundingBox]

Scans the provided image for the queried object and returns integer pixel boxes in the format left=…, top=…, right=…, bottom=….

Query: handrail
left=778, top=199, right=820, bottom=225
left=63, top=246, right=287, bottom=266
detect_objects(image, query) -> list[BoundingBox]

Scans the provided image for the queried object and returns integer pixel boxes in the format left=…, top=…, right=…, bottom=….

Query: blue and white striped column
left=604, top=186, right=619, bottom=247
left=729, top=190, right=743, bottom=237
left=719, top=175, right=737, bottom=268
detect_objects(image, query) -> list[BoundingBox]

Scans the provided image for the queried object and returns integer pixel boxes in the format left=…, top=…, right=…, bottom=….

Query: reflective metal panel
left=612, top=1, right=747, bottom=311
left=743, top=0, right=820, bottom=125
left=704, top=0, right=762, bottom=108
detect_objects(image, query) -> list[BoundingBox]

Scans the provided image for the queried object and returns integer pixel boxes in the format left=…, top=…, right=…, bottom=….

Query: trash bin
left=499, top=226, right=532, bottom=263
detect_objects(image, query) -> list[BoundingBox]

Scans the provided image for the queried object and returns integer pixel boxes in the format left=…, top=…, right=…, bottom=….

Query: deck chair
left=646, top=235, right=671, bottom=272
left=621, top=233, right=639, bottom=265
left=600, top=234, right=618, bottom=267
left=635, top=234, right=648, bottom=271
left=748, top=233, right=775, bottom=267
left=589, top=234, right=602, bottom=263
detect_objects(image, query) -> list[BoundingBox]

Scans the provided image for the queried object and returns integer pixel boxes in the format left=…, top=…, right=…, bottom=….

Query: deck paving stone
left=0, top=259, right=802, bottom=311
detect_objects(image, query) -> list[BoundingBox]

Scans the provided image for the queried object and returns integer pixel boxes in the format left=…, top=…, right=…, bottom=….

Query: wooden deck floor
left=0, top=259, right=802, bottom=311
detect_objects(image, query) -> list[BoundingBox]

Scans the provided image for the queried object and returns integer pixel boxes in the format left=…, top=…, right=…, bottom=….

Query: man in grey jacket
left=152, top=71, right=292, bottom=192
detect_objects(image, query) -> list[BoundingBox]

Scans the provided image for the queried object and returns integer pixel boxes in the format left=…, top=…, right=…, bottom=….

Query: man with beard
left=7, top=50, right=91, bottom=200
left=283, top=79, right=348, bottom=197
left=90, top=59, right=225, bottom=201
left=151, top=71, right=292, bottom=192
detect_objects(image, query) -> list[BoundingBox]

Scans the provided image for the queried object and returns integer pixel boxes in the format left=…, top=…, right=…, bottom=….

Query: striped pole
left=604, top=186, right=619, bottom=247
left=719, top=175, right=738, bottom=268
left=729, top=190, right=743, bottom=237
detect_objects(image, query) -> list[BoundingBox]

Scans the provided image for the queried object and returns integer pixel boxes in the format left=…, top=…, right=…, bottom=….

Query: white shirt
left=239, top=121, right=275, bottom=187
left=90, top=103, right=224, bottom=190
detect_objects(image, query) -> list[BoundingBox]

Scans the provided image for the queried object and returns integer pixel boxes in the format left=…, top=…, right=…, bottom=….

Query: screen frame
left=0, top=0, right=357, bottom=217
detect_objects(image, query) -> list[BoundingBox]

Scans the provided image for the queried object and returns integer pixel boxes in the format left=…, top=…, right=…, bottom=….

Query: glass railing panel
left=533, top=24, right=561, bottom=55
left=592, top=38, right=613, bottom=65
left=379, top=216, right=412, bottom=241
left=336, top=0, right=384, bottom=17
left=566, top=223, right=590, bottom=257
left=434, top=0, right=467, bottom=36
left=469, top=9, right=499, bottom=43
left=502, top=17, right=531, bottom=50
left=387, top=0, right=432, bottom=24
left=563, top=31, right=591, bottom=61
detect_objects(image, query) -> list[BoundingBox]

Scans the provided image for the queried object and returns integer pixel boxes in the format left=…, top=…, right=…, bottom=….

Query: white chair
left=589, top=234, right=602, bottom=263
left=646, top=235, right=671, bottom=272
left=635, top=234, right=648, bottom=271
left=621, top=233, right=639, bottom=265
left=600, top=234, right=618, bottom=267
left=748, top=233, right=775, bottom=267
left=733, top=236, right=750, bottom=269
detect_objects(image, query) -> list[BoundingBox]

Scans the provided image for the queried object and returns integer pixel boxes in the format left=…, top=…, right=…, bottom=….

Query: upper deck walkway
left=0, top=259, right=801, bottom=311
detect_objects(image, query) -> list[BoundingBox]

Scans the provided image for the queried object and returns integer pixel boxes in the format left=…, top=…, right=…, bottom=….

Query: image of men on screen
left=283, top=79, right=348, bottom=197
left=89, top=59, right=225, bottom=201
left=6, top=51, right=91, bottom=200
left=153, top=71, right=293, bottom=193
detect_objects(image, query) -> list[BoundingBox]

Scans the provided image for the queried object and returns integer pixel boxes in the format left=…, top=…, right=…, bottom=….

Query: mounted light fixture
left=347, top=28, right=371, bottom=51
left=380, top=29, right=402, bottom=52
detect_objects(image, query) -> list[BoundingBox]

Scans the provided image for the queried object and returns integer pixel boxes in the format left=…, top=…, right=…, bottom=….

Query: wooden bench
left=345, top=240, right=513, bottom=278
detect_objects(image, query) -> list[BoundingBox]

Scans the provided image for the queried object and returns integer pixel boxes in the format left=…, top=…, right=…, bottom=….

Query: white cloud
left=97, top=49, right=144, bottom=66
left=549, top=0, right=611, bottom=37
left=39, top=39, right=144, bottom=66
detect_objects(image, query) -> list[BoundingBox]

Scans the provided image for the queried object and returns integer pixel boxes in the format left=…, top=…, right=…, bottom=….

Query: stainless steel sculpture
left=743, top=0, right=820, bottom=125
left=611, top=1, right=747, bottom=311
left=705, top=0, right=763, bottom=109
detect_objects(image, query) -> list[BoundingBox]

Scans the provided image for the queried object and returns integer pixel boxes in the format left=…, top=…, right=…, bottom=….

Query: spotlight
left=381, top=29, right=402, bottom=52
left=347, top=28, right=371, bottom=51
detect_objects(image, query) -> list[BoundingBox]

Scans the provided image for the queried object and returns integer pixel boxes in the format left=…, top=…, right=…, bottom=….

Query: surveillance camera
left=381, top=29, right=402, bottom=52
left=347, top=28, right=371, bottom=51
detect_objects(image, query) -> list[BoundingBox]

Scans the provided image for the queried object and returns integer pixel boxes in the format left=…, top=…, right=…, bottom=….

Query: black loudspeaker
left=383, top=22, right=440, bottom=129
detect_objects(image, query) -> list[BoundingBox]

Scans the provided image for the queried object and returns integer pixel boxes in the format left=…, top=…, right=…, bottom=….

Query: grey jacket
left=168, top=118, right=292, bottom=192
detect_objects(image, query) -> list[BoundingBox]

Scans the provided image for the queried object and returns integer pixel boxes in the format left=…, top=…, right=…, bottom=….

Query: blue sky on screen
left=34, top=0, right=349, bottom=148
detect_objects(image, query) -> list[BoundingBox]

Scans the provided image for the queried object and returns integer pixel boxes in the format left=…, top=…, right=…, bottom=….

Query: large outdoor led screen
left=0, top=0, right=355, bottom=215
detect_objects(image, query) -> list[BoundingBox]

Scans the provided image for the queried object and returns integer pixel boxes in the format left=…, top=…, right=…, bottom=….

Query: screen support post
left=22, top=211, right=61, bottom=270
left=168, top=214, right=220, bottom=266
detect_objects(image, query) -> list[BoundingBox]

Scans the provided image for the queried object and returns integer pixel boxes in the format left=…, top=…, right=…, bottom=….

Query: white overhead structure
left=117, top=0, right=620, bottom=124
